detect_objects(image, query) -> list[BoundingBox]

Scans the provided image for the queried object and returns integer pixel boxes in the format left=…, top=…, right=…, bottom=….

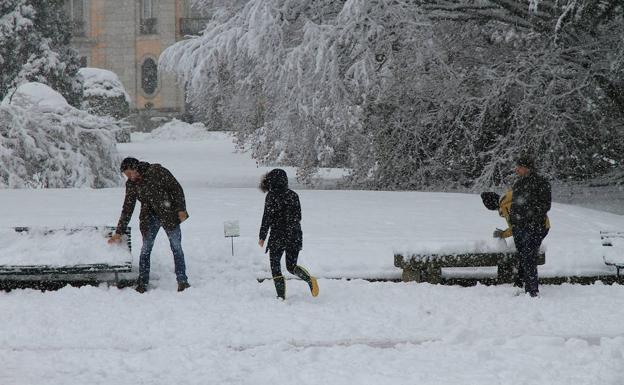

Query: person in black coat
left=258, top=169, right=319, bottom=299
left=109, top=157, right=190, bottom=293
left=510, top=155, right=551, bottom=297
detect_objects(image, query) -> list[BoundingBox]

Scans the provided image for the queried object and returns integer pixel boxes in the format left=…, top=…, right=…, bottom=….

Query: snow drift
left=139, top=119, right=210, bottom=141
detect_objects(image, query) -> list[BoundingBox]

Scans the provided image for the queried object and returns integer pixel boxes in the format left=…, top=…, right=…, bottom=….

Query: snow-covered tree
left=162, top=0, right=426, bottom=181
left=0, top=82, right=122, bottom=188
left=163, top=0, right=624, bottom=189
left=0, top=0, right=83, bottom=107
left=421, top=1, right=624, bottom=186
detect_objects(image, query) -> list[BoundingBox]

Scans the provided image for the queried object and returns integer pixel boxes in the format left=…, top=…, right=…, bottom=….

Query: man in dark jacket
left=258, top=169, right=318, bottom=299
left=109, top=157, right=190, bottom=293
left=510, top=155, right=551, bottom=297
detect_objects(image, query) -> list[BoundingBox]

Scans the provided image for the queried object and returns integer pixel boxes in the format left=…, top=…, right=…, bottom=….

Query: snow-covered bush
left=79, top=68, right=130, bottom=120
left=78, top=68, right=132, bottom=142
left=0, top=82, right=123, bottom=188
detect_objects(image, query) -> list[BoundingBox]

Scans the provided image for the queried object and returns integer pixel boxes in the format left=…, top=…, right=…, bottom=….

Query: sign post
left=224, top=220, right=240, bottom=256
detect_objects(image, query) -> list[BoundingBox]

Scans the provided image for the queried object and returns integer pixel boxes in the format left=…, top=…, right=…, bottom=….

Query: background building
left=65, top=0, right=209, bottom=128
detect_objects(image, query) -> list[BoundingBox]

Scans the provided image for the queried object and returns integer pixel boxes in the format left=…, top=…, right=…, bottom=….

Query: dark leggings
left=270, top=248, right=307, bottom=279
left=269, top=248, right=311, bottom=298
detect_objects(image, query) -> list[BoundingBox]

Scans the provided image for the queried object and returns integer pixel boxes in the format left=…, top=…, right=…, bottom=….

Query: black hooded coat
left=259, top=169, right=303, bottom=252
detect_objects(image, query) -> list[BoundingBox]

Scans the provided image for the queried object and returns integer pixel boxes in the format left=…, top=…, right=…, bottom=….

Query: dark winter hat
left=515, top=154, right=535, bottom=169
left=120, top=157, right=140, bottom=172
left=481, top=192, right=501, bottom=211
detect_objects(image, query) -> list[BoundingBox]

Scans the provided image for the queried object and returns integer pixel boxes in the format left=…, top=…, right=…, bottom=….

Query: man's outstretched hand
left=108, top=233, right=122, bottom=244
left=178, top=211, right=189, bottom=223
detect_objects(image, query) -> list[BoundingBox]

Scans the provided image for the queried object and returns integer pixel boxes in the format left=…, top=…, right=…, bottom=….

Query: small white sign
left=224, top=220, right=240, bottom=238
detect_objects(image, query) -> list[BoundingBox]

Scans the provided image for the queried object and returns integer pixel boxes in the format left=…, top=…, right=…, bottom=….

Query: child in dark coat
left=258, top=169, right=319, bottom=299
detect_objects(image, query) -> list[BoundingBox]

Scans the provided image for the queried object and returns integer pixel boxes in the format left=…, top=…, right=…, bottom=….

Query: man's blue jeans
left=138, top=214, right=188, bottom=286
left=513, top=227, right=547, bottom=296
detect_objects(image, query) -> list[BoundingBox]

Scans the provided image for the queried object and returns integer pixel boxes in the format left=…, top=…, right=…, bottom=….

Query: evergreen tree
left=0, top=0, right=82, bottom=107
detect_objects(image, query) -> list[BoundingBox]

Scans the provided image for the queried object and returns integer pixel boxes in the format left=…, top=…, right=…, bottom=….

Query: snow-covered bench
left=0, top=226, right=133, bottom=287
left=394, top=250, right=546, bottom=283
left=601, top=231, right=624, bottom=278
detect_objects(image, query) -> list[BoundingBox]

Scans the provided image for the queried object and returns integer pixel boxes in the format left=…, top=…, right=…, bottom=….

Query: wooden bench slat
left=0, top=263, right=132, bottom=275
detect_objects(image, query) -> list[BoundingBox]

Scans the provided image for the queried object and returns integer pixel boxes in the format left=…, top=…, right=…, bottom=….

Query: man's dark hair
left=516, top=154, right=536, bottom=169
left=120, top=157, right=140, bottom=172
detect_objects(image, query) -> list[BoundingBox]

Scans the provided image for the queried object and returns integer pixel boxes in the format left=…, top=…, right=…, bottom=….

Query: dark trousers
left=513, top=228, right=548, bottom=295
left=269, top=247, right=311, bottom=298
left=269, top=247, right=300, bottom=277
left=138, top=214, right=188, bottom=286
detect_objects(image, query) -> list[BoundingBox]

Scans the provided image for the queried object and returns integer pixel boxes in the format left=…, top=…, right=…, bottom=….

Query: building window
left=180, top=17, right=210, bottom=36
left=141, top=58, right=158, bottom=96
left=65, top=0, right=86, bottom=36
left=141, top=0, right=153, bottom=19
left=79, top=56, right=88, bottom=68
left=140, top=0, right=158, bottom=34
left=140, top=18, right=158, bottom=34
left=180, top=1, right=211, bottom=35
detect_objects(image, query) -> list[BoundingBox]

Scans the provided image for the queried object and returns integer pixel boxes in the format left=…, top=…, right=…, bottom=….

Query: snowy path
left=1, top=281, right=623, bottom=384
left=2, top=129, right=624, bottom=384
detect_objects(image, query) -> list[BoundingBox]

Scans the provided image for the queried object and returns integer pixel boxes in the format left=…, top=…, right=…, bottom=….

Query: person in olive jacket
left=510, top=154, right=551, bottom=297
left=258, top=169, right=319, bottom=300
left=109, top=157, right=190, bottom=293
left=482, top=189, right=551, bottom=240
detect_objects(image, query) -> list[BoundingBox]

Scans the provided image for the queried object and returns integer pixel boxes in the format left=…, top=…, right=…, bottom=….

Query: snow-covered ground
left=2, top=124, right=624, bottom=384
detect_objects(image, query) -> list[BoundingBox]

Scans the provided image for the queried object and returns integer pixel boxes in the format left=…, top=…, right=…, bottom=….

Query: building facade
left=65, top=0, right=209, bottom=119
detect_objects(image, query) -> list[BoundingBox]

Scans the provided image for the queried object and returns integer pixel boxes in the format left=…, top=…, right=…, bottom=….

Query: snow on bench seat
left=394, top=239, right=545, bottom=283
left=0, top=226, right=132, bottom=284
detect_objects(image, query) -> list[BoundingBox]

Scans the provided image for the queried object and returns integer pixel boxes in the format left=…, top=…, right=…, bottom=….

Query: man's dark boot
left=135, top=284, right=147, bottom=294
left=177, top=282, right=191, bottom=292
left=273, top=276, right=286, bottom=299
